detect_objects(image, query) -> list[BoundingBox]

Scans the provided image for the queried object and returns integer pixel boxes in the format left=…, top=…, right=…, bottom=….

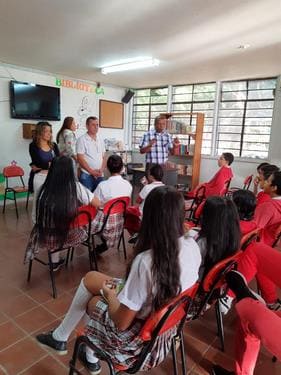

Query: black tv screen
left=10, top=81, right=61, bottom=121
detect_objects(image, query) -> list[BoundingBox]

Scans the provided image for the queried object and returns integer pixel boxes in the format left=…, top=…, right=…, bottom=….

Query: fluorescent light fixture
left=101, top=58, right=159, bottom=74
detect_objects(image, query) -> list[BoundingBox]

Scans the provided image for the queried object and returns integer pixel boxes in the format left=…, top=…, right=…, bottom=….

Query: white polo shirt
left=76, top=132, right=105, bottom=174
left=139, top=181, right=164, bottom=213
left=93, top=175, right=132, bottom=205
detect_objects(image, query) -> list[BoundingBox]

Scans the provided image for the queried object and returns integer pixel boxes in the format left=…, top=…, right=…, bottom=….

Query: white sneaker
left=219, top=295, right=234, bottom=315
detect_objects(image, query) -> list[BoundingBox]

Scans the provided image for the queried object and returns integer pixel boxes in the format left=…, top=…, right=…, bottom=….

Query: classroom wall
left=0, top=64, right=129, bottom=184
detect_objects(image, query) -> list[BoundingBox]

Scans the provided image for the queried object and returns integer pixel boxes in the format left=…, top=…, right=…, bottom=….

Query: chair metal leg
left=215, top=300, right=225, bottom=351
left=2, top=191, right=7, bottom=214
left=14, top=192, right=19, bottom=219
left=122, top=232, right=127, bottom=259
left=117, top=235, right=122, bottom=250
left=171, top=339, right=179, bottom=375
left=70, top=247, right=74, bottom=262
left=26, top=191, right=30, bottom=210
left=48, top=251, right=57, bottom=298
left=179, top=332, right=187, bottom=375
left=27, top=260, right=33, bottom=282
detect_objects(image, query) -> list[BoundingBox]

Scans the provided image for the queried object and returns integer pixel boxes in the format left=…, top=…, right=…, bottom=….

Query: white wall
left=0, top=65, right=128, bottom=184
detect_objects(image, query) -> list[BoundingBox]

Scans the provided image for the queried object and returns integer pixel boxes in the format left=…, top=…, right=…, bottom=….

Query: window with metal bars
left=132, top=87, right=168, bottom=149
left=217, top=78, right=276, bottom=159
left=171, top=83, right=216, bottom=155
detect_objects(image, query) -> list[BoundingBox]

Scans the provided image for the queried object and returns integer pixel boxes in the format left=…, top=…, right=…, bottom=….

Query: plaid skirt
left=91, top=211, right=125, bottom=248
left=85, top=300, right=177, bottom=372
left=24, top=225, right=88, bottom=263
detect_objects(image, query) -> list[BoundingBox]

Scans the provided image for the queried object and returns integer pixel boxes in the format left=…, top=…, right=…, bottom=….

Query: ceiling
left=0, top=0, right=281, bottom=88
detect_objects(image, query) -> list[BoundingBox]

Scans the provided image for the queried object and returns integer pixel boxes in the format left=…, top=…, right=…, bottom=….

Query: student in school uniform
left=188, top=152, right=234, bottom=199
left=125, top=164, right=164, bottom=242
left=91, top=154, right=132, bottom=253
left=36, top=187, right=201, bottom=374
left=254, top=170, right=281, bottom=246
left=232, top=189, right=257, bottom=235
left=255, top=164, right=279, bottom=206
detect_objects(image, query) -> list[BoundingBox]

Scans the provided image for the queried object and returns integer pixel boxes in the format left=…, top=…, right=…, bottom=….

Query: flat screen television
left=10, top=81, right=61, bottom=121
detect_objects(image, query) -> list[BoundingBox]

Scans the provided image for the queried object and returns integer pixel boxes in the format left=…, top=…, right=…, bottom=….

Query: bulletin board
left=99, top=100, right=124, bottom=129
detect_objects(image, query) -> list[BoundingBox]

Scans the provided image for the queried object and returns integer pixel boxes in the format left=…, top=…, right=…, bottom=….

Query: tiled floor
left=0, top=202, right=280, bottom=374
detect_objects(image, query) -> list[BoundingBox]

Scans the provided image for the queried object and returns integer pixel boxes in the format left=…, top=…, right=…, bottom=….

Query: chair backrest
left=71, top=206, right=97, bottom=228
left=102, top=196, right=130, bottom=215
left=202, top=251, right=242, bottom=292
left=220, top=178, right=232, bottom=196
left=243, top=174, right=253, bottom=190
left=240, top=228, right=260, bottom=251
left=3, top=165, right=25, bottom=178
left=139, top=283, right=199, bottom=342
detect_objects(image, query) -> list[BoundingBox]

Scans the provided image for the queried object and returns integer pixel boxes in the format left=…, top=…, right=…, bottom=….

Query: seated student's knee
left=83, top=270, right=109, bottom=292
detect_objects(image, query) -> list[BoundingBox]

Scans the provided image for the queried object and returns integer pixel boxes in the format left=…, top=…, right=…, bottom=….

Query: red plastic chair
left=27, top=207, right=93, bottom=298
left=220, top=178, right=232, bottom=196
left=184, top=185, right=206, bottom=221
left=192, top=251, right=243, bottom=351
left=91, top=196, right=130, bottom=266
left=2, top=164, right=29, bottom=218
left=228, top=174, right=253, bottom=195
left=69, top=283, right=199, bottom=375
left=240, top=227, right=261, bottom=251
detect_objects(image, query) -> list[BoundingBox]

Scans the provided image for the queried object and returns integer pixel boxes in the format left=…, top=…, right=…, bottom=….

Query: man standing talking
left=76, top=116, right=106, bottom=192
left=139, top=115, right=179, bottom=170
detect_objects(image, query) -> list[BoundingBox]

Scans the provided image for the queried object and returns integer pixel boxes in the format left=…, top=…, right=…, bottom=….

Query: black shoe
left=95, top=243, right=108, bottom=254
left=51, top=258, right=65, bottom=272
left=36, top=331, right=67, bottom=355
left=211, top=365, right=235, bottom=375
left=78, top=344, right=101, bottom=375
left=128, top=233, right=138, bottom=244
left=225, top=270, right=264, bottom=303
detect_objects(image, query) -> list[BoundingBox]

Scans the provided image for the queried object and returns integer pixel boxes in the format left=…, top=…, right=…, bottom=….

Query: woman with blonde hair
left=28, top=121, right=59, bottom=222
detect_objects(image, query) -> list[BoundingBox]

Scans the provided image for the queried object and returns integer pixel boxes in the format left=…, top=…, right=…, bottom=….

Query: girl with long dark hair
left=29, top=122, right=60, bottom=222
left=24, top=156, right=100, bottom=270
left=196, top=196, right=241, bottom=279
left=36, top=186, right=201, bottom=373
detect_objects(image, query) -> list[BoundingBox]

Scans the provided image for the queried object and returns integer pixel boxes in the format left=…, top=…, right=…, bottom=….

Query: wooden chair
left=2, top=164, right=29, bottom=218
left=26, top=208, right=94, bottom=298
left=192, top=251, right=243, bottom=351
left=69, top=284, right=198, bottom=375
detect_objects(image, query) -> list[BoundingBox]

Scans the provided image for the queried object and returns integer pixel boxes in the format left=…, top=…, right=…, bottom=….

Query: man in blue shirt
left=139, top=115, right=179, bottom=168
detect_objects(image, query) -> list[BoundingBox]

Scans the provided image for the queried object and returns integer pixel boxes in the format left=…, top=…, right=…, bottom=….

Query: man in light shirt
left=76, top=116, right=106, bottom=192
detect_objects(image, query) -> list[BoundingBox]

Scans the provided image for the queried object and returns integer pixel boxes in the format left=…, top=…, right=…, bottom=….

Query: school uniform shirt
left=93, top=175, right=132, bottom=205
left=254, top=197, right=281, bottom=245
left=76, top=182, right=94, bottom=205
left=118, top=234, right=201, bottom=319
left=256, top=191, right=271, bottom=206
left=240, top=220, right=258, bottom=236
left=204, top=166, right=233, bottom=197
left=76, top=133, right=105, bottom=173
left=138, top=181, right=164, bottom=213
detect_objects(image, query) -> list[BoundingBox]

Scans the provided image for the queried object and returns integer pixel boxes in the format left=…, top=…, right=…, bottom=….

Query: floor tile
left=43, top=293, right=74, bottom=318
left=19, top=355, right=68, bottom=374
left=0, top=321, right=26, bottom=351
left=0, top=336, right=46, bottom=374
left=1, top=294, right=38, bottom=318
left=14, top=305, right=57, bottom=334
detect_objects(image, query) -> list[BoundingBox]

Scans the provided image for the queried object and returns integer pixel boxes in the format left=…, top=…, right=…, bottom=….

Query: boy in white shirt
left=93, top=154, right=132, bottom=253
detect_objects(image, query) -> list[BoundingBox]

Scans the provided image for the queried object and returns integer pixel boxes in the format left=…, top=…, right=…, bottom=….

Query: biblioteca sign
left=55, top=78, right=104, bottom=95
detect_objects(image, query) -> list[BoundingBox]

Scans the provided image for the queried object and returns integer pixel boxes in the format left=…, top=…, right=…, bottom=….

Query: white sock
left=52, top=279, right=92, bottom=341
left=86, top=346, right=99, bottom=364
